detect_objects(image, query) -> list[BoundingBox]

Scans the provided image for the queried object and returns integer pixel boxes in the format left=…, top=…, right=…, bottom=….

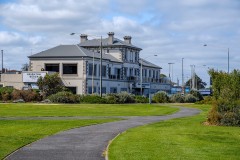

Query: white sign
left=23, top=72, right=46, bottom=82
left=135, top=83, right=150, bottom=88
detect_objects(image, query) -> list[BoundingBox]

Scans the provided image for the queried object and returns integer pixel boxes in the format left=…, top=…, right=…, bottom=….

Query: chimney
left=108, top=32, right=114, bottom=44
left=80, top=34, right=88, bottom=43
left=123, top=36, right=132, bottom=44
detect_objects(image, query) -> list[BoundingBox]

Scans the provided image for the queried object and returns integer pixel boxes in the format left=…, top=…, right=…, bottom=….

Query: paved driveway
left=6, top=107, right=200, bottom=160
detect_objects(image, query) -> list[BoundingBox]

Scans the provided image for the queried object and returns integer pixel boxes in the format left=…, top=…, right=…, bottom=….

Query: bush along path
left=6, top=107, right=200, bottom=160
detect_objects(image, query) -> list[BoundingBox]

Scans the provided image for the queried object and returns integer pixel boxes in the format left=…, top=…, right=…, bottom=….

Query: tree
left=160, top=74, right=167, bottom=78
left=21, top=63, right=29, bottom=71
left=207, top=69, right=240, bottom=126
left=185, top=74, right=207, bottom=89
left=37, top=73, right=65, bottom=98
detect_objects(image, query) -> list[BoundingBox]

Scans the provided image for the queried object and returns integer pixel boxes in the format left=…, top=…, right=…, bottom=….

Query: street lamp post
left=100, top=36, right=103, bottom=97
left=1, top=50, right=3, bottom=74
left=182, top=58, right=184, bottom=94
left=92, top=52, right=95, bottom=94
left=228, top=48, right=229, bottom=74
left=203, top=44, right=230, bottom=74
left=140, top=55, right=157, bottom=96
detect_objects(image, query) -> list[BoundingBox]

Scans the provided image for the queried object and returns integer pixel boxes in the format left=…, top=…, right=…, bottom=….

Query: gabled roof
left=79, top=38, right=142, bottom=50
left=140, top=58, right=162, bottom=69
left=28, top=45, right=121, bottom=62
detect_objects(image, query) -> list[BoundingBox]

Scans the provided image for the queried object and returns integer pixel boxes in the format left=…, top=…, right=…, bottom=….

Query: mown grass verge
left=0, top=103, right=179, bottom=117
left=0, top=119, right=119, bottom=159
left=109, top=104, right=240, bottom=160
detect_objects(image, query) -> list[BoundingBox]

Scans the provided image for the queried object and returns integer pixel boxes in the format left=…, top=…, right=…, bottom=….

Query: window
left=121, top=88, right=127, bottom=92
left=102, top=65, right=106, bottom=77
left=149, top=70, right=151, bottom=77
left=45, top=64, right=59, bottom=72
left=88, top=86, right=96, bottom=94
left=134, top=69, right=138, bottom=76
left=98, top=87, right=106, bottom=94
left=115, top=68, right=121, bottom=79
left=66, top=87, right=77, bottom=94
left=63, top=64, right=77, bottom=74
left=108, top=67, right=111, bottom=76
left=123, top=67, right=128, bottom=77
left=88, top=63, right=97, bottom=76
left=125, top=52, right=128, bottom=61
left=135, top=52, right=138, bottom=62
left=98, top=65, right=106, bottom=77
left=129, top=68, right=133, bottom=76
left=110, top=87, right=117, bottom=93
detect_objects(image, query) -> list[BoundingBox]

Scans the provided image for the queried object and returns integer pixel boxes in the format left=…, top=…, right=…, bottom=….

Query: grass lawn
left=0, top=118, right=119, bottom=159
left=0, top=103, right=179, bottom=159
left=0, top=103, right=179, bottom=117
left=109, top=104, right=240, bottom=160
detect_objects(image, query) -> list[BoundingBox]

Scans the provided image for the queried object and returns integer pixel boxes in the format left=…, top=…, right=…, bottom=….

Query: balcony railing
left=109, top=75, right=121, bottom=80
left=142, top=77, right=161, bottom=83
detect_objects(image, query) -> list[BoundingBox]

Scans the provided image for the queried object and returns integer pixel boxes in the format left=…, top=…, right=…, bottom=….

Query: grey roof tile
left=140, top=58, right=162, bottom=69
left=28, top=45, right=122, bottom=62
left=79, top=38, right=142, bottom=50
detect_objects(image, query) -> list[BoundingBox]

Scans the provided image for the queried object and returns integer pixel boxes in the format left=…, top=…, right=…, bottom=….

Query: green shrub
left=208, top=99, right=240, bottom=126
left=134, top=95, right=148, bottom=103
left=80, top=94, right=106, bottom=104
left=104, top=94, right=118, bottom=104
left=189, top=90, right=203, bottom=101
left=48, top=91, right=80, bottom=103
left=0, top=87, right=14, bottom=101
left=11, top=89, right=41, bottom=102
left=117, top=92, right=135, bottom=103
left=21, top=90, right=41, bottom=102
left=152, top=91, right=169, bottom=103
left=184, top=94, right=197, bottom=103
left=11, top=90, right=22, bottom=100
left=221, top=111, right=239, bottom=126
left=196, top=96, right=213, bottom=104
left=37, top=73, right=65, bottom=98
left=207, top=102, right=221, bottom=125
left=207, top=69, right=240, bottom=126
left=170, top=93, right=184, bottom=103
left=104, top=92, right=135, bottom=104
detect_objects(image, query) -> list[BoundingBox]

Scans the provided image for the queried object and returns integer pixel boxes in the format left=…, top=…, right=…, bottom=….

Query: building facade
left=1, top=32, right=171, bottom=95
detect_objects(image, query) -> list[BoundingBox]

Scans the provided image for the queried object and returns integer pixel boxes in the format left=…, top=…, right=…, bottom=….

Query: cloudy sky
left=0, top=0, right=240, bottom=86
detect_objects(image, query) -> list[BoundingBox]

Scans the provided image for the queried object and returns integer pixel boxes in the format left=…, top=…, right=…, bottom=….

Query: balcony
left=127, top=76, right=137, bottom=81
left=109, top=75, right=121, bottom=80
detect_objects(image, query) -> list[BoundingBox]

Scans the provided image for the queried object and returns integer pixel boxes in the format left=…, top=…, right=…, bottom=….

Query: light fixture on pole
left=1, top=50, right=3, bottom=74
left=100, top=36, right=103, bottom=97
left=182, top=58, right=184, bottom=94
left=203, top=44, right=230, bottom=74
left=140, top=55, right=157, bottom=96
left=92, top=52, right=95, bottom=94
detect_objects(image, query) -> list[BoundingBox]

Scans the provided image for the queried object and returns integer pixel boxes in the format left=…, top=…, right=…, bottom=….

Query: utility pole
left=1, top=50, right=3, bottom=74
left=182, top=58, right=184, bottom=94
left=228, top=48, right=229, bottom=74
left=100, top=36, right=103, bottom=97
left=190, top=65, right=195, bottom=90
left=168, top=63, right=174, bottom=82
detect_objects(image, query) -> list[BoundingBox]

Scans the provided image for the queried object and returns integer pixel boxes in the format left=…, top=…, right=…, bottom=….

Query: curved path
left=6, top=107, right=200, bottom=160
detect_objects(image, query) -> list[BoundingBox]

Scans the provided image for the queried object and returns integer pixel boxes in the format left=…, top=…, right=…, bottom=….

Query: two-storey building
left=1, top=32, right=170, bottom=95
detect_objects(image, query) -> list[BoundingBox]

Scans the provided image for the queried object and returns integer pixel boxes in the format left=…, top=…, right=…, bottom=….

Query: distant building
left=1, top=32, right=171, bottom=95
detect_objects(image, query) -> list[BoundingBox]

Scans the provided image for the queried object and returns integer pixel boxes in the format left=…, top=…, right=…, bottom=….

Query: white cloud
left=0, top=0, right=240, bottom=85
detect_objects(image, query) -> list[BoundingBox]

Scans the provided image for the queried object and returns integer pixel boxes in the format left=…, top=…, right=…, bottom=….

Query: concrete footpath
left=6, top=107, right=200, bottom=160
